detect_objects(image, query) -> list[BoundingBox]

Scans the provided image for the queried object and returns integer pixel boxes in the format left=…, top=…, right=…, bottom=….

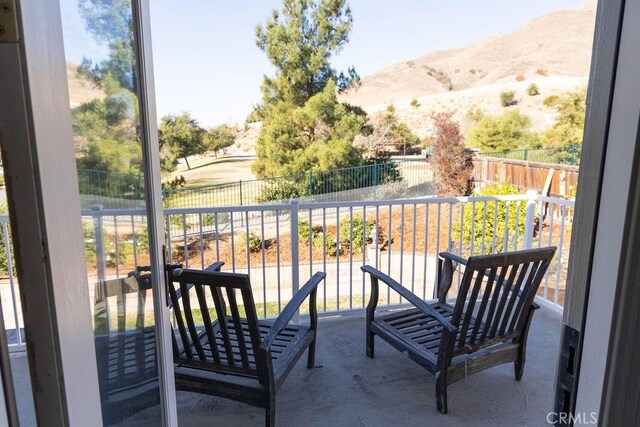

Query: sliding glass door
left=59, top=0, right=176, bottom=424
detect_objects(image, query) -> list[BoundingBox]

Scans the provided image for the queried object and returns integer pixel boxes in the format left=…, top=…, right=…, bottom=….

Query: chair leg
left=265, top=396, right=275, bottom=427
left=366, top=328, right=375, bottom=358
left=515, top=341, right=526, bottom=380
left=307, top=339, right=316, bottom=369
left=435, top=370, right=448, bottom=414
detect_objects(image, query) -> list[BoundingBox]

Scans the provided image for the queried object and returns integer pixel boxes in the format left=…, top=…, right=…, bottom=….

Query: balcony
left=2, top=193, right=571, bottom=425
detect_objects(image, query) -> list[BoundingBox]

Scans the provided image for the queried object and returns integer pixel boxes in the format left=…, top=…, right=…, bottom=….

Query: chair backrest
left=449, top=247, right=556, bottom=354
left=167, top=268, right=266, bottom=381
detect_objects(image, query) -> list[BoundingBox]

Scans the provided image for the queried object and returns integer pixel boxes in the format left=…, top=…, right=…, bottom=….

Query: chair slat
left=179, top=281, right=207, bottom=361
left=194, top=283, right=221, bottom=364
left=498, top=262, right=531, bottom=336
left=209, top=284, right=235, bottom=366
left=508, top=260, right=543, bottom=333
left=480, top=265, right=509, bottom=342
left=487, top=263, right=520, bottom=339
left=469, top=266, right=498, bottom=345
left=167, top=280, right=193, bottom=359
left=456, top=269, right=485, bottom=350
left=226, top=288, right=251, bottom=369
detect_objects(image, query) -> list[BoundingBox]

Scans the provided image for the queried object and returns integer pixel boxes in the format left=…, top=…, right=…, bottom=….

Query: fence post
left=373, top=161, right=378, bottom=187
left=91, top=204, right=106, bottom=283
left=309, top=171, right=313, bottom=195
left=524, top=148, right=528, bottom=162
left=289, top=198, right=300, bottom=323
left=524, top=190, right=537, bottom=250
left=239, top=180, right=243, bottom=206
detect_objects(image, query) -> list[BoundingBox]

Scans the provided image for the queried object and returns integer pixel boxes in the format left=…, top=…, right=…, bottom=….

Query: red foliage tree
left=431, top=112, right=473, bottom=196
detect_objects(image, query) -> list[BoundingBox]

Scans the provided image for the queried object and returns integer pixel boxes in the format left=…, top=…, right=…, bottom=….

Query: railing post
left=524, top=190, right=538, bottom=249
left=289, top=199, right=300, bottom=323
left=91, top=204, right=106, bottom=283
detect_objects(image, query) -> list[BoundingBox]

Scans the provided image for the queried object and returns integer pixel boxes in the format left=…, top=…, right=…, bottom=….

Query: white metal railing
left=1, top=193, right=574, bottom=349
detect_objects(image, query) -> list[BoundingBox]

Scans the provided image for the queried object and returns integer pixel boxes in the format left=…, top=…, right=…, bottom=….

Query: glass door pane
left=59, top=1, right=170, bottom=424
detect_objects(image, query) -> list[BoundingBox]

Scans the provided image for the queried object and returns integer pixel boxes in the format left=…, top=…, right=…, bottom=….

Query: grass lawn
left=173, top=154, right=256, bottom=188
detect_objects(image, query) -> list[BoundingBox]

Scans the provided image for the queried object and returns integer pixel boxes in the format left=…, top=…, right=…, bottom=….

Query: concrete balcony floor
left=11, top=305, right=561, bottom=426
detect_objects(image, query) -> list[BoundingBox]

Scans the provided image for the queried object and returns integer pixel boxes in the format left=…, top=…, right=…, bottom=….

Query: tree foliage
left=254, top=81, right=366, bottom=178
left=158, top=113, right=206, bottom=170
left=205, top=125, right=236, bottom=157
left=355, top=105, right=420, bottom=157
left=255, top=0, right=357, bottom=108
left=467, top=110, right=540, bottom=152
left=430, top=112, right=473, bottom=196
left=543, top=89, right=586, bottom=148
left=254, top=0, right=364, bottom=179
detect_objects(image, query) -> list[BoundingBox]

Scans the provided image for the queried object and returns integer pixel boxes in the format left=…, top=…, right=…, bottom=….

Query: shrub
left=515, top=73, right=526, bottom=82
left=202, top=212, right=230, bottom=227
left=241, top=232, right=263, bottom=253
left=543, top=95, right=559, bottom=107
left=410, top=98, right=420, bottom=108
left=527, top=83, right=540, bottom=96
left=500, top=90, right=517, bottom=107
left=536, top=68, right=549, bottom=76
left=338, top=214, right=373, bottom=252
left=257, top=179, right=309, bottom=203
left=454, top=182, right=533, bottom=255
left=298, top=220, right=322, bottom=242
left=105, top=239, right=132, bottom=267
left=466, top=105, right=485, bottom=122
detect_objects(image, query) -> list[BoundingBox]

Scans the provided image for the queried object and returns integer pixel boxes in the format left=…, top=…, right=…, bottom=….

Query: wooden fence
left=472, top=156, right=579, bottom=198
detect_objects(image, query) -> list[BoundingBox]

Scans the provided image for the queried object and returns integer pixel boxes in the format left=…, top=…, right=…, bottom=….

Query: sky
left=61, top=0, right=588, bottom=127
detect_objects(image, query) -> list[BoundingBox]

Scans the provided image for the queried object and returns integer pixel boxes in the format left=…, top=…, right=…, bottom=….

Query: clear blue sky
left=61, top=0, right=588, bottom=127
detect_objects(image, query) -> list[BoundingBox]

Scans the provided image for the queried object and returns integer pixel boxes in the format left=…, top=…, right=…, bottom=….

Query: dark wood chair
left=361, top=246, right=556, bottom=414
left=167, top=266, right=326, bottom=427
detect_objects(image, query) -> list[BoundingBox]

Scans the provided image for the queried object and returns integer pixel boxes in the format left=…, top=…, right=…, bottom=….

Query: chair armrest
left=439, top=252, right=468, bottom=266
left=259, top=271, right=326, bottom=350
left=361, top=265, right=457, bottom=333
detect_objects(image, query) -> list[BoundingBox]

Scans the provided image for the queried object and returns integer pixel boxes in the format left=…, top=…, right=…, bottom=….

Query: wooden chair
left=167, top=266, right=326, bottom=427
left=361, top=246, right=556, bottom=414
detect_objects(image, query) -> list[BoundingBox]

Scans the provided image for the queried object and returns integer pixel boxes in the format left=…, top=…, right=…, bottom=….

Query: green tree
left=158, top=113, right=206, bottom=170
left=255, top=0, right=357, bottom=109
left=254, top=81, right=365, bottom=178
left=253, top=0, right=365, bottom=180
left=543, top=89, right=586, bottom=148
left=467, top=110, right=540, bottom=152
left=205, top=125, right=236, bottom=157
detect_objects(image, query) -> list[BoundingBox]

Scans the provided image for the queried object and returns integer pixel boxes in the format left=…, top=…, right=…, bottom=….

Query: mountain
left=339, top=2, right=596, bottom=137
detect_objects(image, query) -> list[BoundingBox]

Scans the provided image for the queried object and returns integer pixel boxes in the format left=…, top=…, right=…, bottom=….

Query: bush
left=298, top=220, right=322, bottom=242
left=257, top=179, right=309, bottom=203
left=454, top=182, right=533, bottom=255
left=105, top=239, right=132, bottom=267
left=536, top=68, right=549, bottom=76
left=467, top=110, right=540, bottom=152
left=527, top=83, right=540, bottom=96
left=515, top=73, right=525, bottom=82
left=500, top=90, right=517, bottom=107
left=241, top=232, right=263, bottom=253
left=410, top=98, right=420, bottom=108
left=338, top=214, right=373, bottom=252
left=543, top=95, right=559, bottom=107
